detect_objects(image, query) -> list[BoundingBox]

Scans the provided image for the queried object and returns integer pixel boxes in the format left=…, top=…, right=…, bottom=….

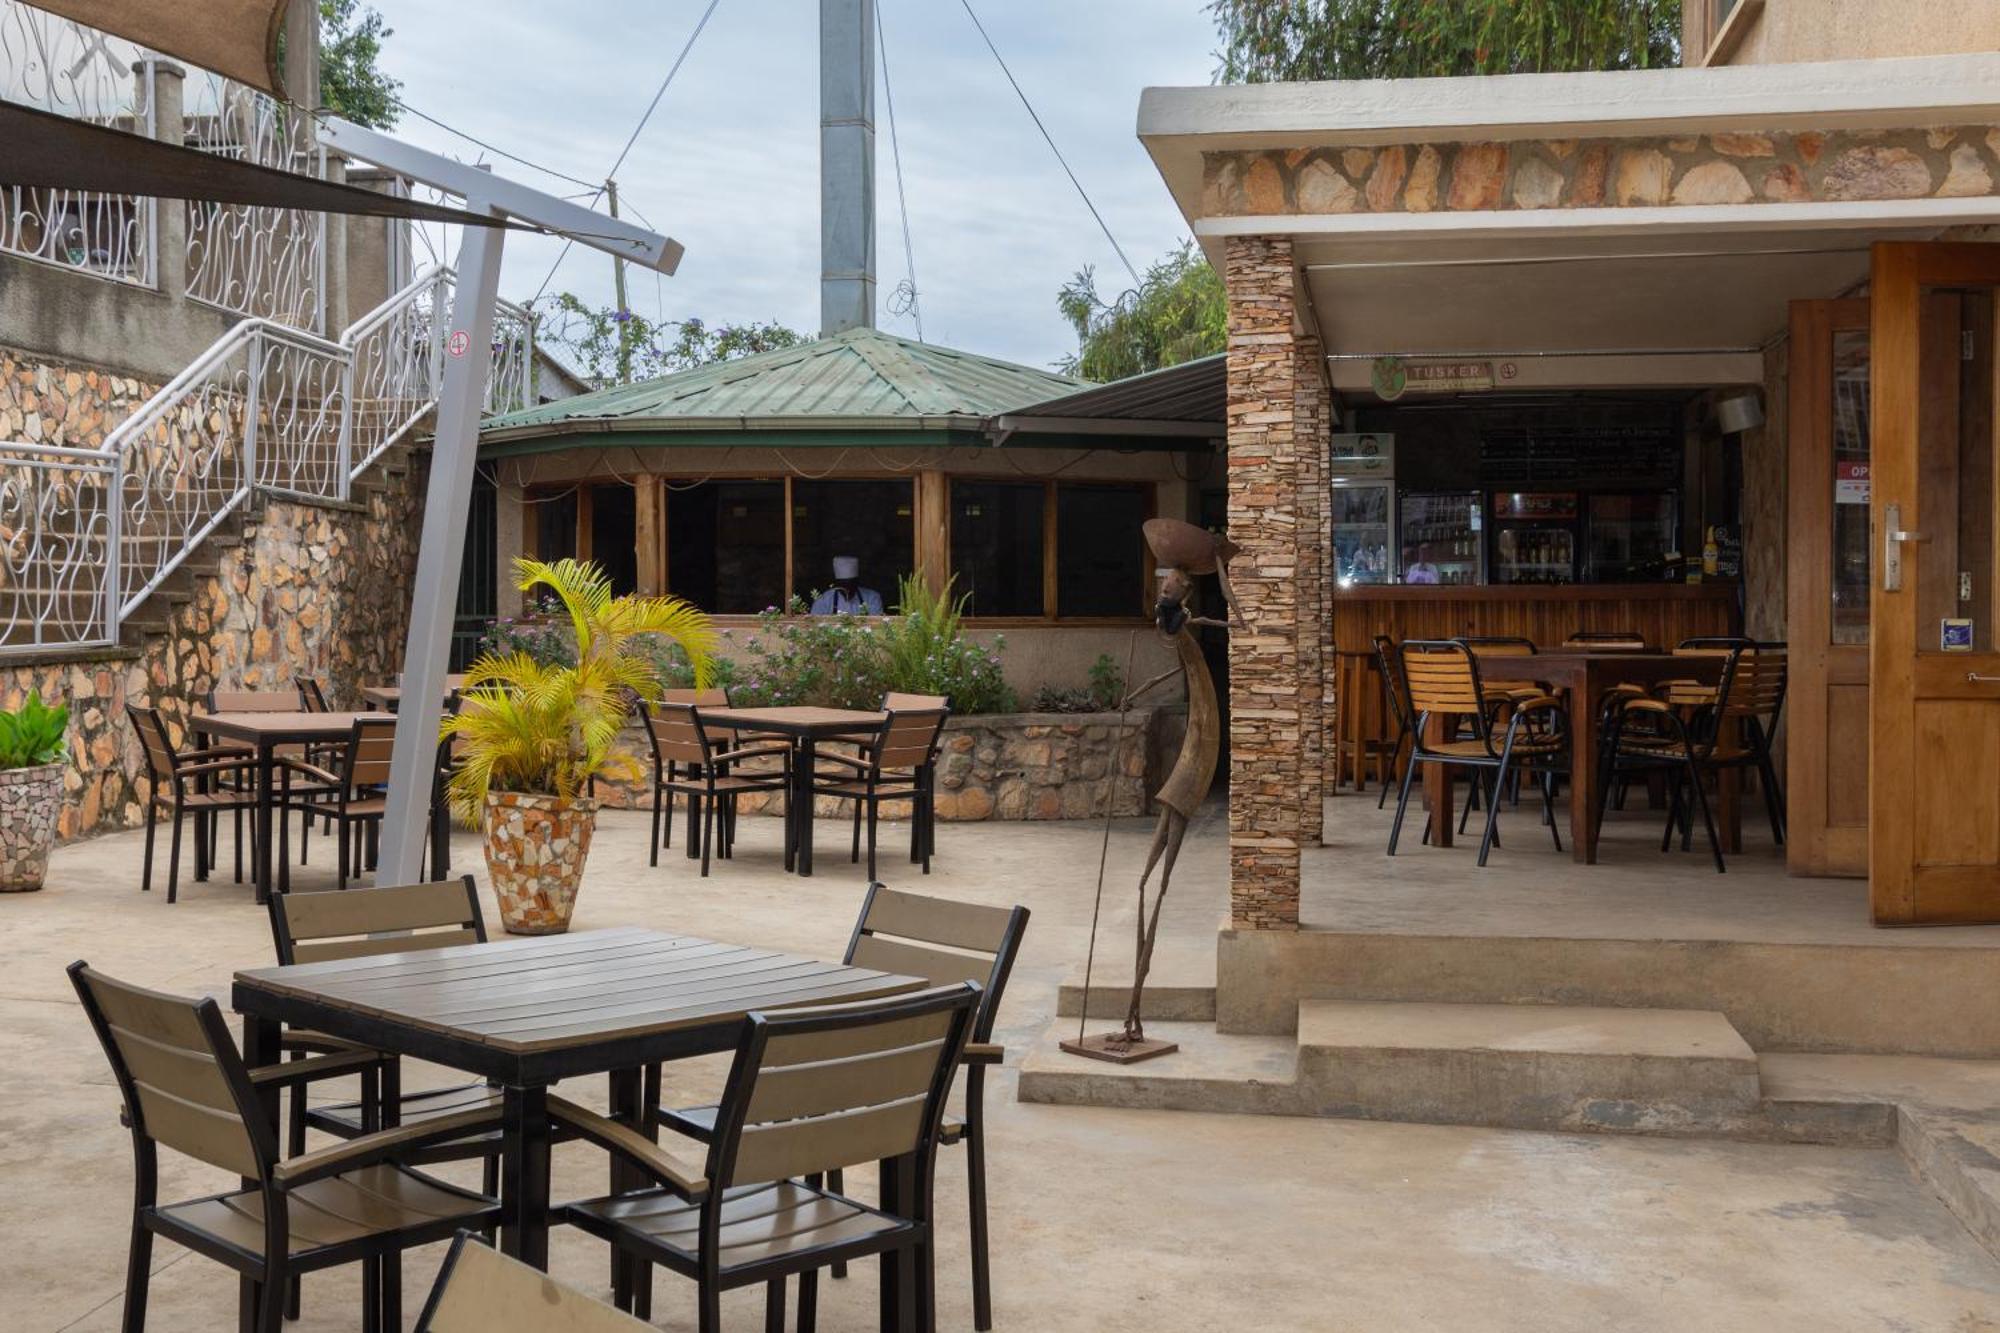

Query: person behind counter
left=810, top=554, right=885, bottom=615
left=1403, top=543, right=1442, bottom=585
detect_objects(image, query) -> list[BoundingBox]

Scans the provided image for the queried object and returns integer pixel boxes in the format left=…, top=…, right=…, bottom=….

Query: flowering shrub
left=872, top=574, right=1014, bottom=714
left=474, top=597, right=576, bottom=668
left=729, top=599, right=890, bottom=709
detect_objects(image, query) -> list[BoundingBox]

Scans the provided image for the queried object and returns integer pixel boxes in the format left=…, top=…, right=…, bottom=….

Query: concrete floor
left=7, top=805, right=2000, bottom=1330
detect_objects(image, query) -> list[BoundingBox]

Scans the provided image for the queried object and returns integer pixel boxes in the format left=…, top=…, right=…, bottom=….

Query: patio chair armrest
left=181, top=746, right=255, bottom=764
left=276, top=756, right=344, bottom=787
left=248, top=1047, right=386, bottom=1090
left=274, top=1105, right=505, bottom=1190
left=546, top=1094, right=709, bottom=1201
left=962, top=1043, right=1004, bottom=1066
left=708, top=743, right=792, bottom=766
left=1620, top=698, right=1672, bottom=715
left=174, top=757, right=258, bottom=779
left=812, top=751, right=871, bottom=773
left=1507, top=695, right=1566, bottom=714
left=279, top=1029, right=375, bottom=1057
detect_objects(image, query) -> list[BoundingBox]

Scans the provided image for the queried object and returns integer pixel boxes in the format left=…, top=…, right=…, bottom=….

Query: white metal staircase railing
left=0, top=266, right=532, bottom=654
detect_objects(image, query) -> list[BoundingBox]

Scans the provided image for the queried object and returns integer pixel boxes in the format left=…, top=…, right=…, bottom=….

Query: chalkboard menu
left=1479, top=425, right=1681, bottom=488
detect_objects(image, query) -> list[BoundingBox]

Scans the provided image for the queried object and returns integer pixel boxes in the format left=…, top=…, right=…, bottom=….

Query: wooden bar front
left=1331, top=583, right=1740, bottom=651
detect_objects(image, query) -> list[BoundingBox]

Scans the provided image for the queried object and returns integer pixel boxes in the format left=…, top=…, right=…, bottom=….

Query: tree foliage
left=318, top=0, right=400, bottom=127
left=1210, top=0, right=1681, bottom=82
left=1057, top=241, right=1226, bottom=382
left=538, top=295, right=809, bottom=388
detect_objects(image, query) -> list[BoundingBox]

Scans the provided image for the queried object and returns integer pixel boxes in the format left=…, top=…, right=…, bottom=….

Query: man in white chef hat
left=810, top=554, right=885, bottom=615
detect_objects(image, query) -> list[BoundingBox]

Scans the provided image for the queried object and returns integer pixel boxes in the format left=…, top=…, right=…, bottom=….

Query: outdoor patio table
left=1429, top=651, right=1726, bottom=865
left=190, top=710, right=446, bottom=903
left=232, top=926, right=928, bottom=1323
left=698, top=706, right=888, bottom=876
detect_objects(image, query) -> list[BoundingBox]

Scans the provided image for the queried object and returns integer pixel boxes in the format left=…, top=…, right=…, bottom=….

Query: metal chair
left=125, top=703, right=258, bottom=901
left=417, top=1231, right=650, bottom=1332
left=640, top=700, right=792, bottom=875
left=276, top=716, right=396, bottom=891
left=1372, top=635, right=1416, bottom=810
left=69, top=960, right=503, bottom=1333
left=652, top=883, right=1030, bottom=1331
left=1388, top=640, right=1568, bottom=866
left=555, top=984, right=982, bottom=1333
left=812, top=707, right=949, bottom=878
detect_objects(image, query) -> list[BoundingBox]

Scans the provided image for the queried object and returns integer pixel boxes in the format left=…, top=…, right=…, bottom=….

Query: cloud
left=374, top=0, right=1216, bottom=371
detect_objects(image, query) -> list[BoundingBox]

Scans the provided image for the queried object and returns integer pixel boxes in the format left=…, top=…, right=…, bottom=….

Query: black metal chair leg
left=1387, top=755, right=1420, bottom=855
left=764, top=1279, right=785, bottom=1333
left=140, top=804, right=156, bottom=892
left=828, top=1166, right=848, bottom=1280
left=968, top=1107, right=993, bottom=1330
left=1687, top=759, right=1726, bottom=873
left=122, top=1212, right=153, bottom=1331
left=1477, top=767, right=1506, bottom=867
left=166, top=803, right=183, bottom=904
left=799, top=1268, right=819, bottom=1333
left=700, top=788, right=715, bottom=877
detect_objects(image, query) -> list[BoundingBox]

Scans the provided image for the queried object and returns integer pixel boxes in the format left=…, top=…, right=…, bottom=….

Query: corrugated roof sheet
left=483, top=326, right=1086, bottom=436
left=1000, top=354, right=1222, bottom=425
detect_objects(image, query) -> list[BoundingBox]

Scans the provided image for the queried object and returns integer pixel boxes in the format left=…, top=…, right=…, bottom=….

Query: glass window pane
left=589, top=483, right=637, bottom=596
left=1917, top=287, right=1998, bottom=654
left=791, top=479, right=914, bottom=612
left=1056, top=484, right=1149, bottom=617
left=951, top=480, right=1044, bottom=617
left=666, top=480, right=785, bottom=614
left=533, top=488, right=578, bottom=564
left=1831, top=329, right=1871, bottom=645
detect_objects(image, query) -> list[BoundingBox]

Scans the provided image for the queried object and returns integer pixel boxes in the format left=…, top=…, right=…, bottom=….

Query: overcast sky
left=373, top=1, right=1220, bottom=372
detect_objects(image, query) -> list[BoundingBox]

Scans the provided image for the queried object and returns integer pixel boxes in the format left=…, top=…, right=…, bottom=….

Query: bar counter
left=1331, top=581, right=1739, bottom=649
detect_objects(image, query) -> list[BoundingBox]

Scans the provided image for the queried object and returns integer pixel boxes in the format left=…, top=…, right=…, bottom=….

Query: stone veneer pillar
left=1295, top=328, right=1328, bottom=846
left=1224, top=235, right=1303, bottom=930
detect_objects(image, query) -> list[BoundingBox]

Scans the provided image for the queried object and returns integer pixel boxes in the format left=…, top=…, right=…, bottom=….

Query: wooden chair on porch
left=640, top=700, right=791, bottom=875
left=275, top=716, right=396, bottom=891
left=124, top=703, right=259, bottom=902
left=810, top=707, right=950, bottom=878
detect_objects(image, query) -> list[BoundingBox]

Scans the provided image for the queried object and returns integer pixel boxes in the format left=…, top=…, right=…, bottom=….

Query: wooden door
left=1786, top=299, right=1872, bottom=876
left=1870, top=242, right=2000, bottom=924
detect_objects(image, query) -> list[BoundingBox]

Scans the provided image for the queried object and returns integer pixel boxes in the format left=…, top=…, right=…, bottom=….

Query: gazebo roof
left=480, top=326, right=1087, bottom=454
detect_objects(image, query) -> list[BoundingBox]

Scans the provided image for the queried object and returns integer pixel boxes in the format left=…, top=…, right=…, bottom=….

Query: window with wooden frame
left=525, top=483, right=636, bottom=594
left=949, top=477, right=1154, bottom=621
left=790, top=478, right=916, bottom=605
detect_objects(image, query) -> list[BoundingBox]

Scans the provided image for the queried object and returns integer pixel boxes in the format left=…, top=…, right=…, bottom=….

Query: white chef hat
left=832, top=555, right=860, bottom=580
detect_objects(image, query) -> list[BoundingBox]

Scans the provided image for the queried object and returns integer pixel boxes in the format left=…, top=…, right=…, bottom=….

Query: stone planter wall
left=590, top=707, right=1187, bottom=823
left=0, top=348, right=429, bottom=840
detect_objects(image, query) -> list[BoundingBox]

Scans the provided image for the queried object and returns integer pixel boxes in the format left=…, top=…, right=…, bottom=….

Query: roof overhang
left=1140, top=54, right=2000, bottom=393
left=991, top=354, right=1223, bottom=447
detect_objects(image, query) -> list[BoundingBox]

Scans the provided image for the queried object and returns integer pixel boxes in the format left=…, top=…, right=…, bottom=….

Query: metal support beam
left=820, top=0, right=876, bottom=334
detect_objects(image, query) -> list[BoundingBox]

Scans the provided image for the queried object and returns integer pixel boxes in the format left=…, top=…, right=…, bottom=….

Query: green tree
left=537, top=294, right=808, bottom=389
left=1210, top=0, right=1680, bottom=82
left=319, top=0, right=400, bottom=128
left=1057, top=241, right=1226, bottom=382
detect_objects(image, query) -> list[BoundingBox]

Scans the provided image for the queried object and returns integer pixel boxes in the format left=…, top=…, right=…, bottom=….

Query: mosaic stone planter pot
left=483, top=790, right=599, bottom=935
left=0, top=761, right=63, bottom=891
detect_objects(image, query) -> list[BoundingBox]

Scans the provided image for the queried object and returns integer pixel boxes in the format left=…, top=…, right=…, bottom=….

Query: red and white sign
left=1836, top=460, right=1870, bottom=506
left=447, top=329, right=471, bottom=359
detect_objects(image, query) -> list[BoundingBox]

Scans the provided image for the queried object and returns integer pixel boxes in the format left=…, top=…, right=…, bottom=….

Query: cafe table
left=361, top=674, right=467, bottom=710
left=1427, top=651, right=1726, bottom=864
left=233, top=927, right=929, bottom=1322
left=191, top=710, right=445, bottom=903
left=698, top=706, right=888, bottom=875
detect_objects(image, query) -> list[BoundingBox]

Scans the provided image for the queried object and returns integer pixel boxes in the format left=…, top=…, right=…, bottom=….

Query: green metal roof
left=481, top=327, right=1088, bottom=453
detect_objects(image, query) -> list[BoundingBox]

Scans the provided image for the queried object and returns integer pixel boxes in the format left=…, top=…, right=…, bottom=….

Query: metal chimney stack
left=820, top=0, right=876, bottom=334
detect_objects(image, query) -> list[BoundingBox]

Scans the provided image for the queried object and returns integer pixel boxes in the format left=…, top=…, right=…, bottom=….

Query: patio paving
left=6, top=805, right=2000, bottom=1330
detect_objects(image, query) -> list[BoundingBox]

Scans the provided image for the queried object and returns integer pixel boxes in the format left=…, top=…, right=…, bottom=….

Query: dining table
left=1425, top=651, right=1727, bottom=864
left=361, top=675, right=467, bottom=710
left=190, top=710, right=448, bottom=902
left=698, top=705, right=888, bottom=876
left=233, top=927, right=929, bottom=1324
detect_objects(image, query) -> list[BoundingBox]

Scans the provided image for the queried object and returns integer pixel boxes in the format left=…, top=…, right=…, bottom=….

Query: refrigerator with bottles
left=1488, top=491, right=1579, bottom=584
left=1399, top=491, right=1484, bottom=586
left=1329, top=433, right=1396, bottom=585
left=1584, top=492, right=1679, bottom=582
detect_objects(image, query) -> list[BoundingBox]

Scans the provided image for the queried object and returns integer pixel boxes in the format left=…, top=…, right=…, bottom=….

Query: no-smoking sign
left=447, top=330, right=471, bottom=358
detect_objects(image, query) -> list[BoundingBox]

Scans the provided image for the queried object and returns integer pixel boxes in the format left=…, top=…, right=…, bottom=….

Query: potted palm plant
left=445, top=557, right=714, bottom=934
left=0, top=691, right=69, bottom=892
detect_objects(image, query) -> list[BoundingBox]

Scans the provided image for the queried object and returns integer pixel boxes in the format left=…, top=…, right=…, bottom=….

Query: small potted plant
left=445, top=558, right=714, bottom=934
left=0, top=691, right=68, bottom=892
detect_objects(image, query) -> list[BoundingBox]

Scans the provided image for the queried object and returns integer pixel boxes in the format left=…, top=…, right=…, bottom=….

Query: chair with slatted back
left=294, top=674, right=331, bottom=712
left=641, top=700, right=791, bottom=875
left=276, top=716, right=396, bottom=891
left=69, top=960, right=503, bottom=1333
left=1389, top=640, right=1568, bottom=866
left=1372, top=635, right=1417, bottom=811
left=125, top=703, right=258, bottom=902
left=652, top=883, right=1029, bottom=1330
left=813, top=707, right=949, bottom=878
left=1600, top=644, right=1788, bottom=872
left=417, top=1231, right=651, bottom=1332
left=267, top=878, right=503, bottom=1172
left=556, top=983, right=980, bottom=1333
left=648, top=687, right=757, bottom=854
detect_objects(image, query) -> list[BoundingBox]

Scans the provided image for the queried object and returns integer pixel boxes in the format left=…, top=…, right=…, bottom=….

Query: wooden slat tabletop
left=192, top=710, right=378, bottom=742
left=233, top=927, right=926, bottom=1083
left=698, top=706, right=886, bottom=736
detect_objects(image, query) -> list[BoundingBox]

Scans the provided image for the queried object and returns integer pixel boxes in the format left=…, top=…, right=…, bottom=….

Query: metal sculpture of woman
left=1065, top=518, right=1238, bottom=1062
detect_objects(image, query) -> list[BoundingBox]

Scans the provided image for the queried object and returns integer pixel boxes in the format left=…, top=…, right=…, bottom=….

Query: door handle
left=1883, top=503, right=1927, bottom=592
left=1969, top=673, right=2000, bottom=684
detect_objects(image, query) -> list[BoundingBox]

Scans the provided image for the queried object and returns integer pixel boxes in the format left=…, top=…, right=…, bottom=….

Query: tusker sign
left=1372, top=357, right=1495, bottom=400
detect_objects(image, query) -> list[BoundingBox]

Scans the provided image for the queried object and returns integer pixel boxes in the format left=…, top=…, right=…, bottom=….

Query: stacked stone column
left=1224, top=235, right=1305, bottom=930
left=1294, top=328, right=1328, bottom=846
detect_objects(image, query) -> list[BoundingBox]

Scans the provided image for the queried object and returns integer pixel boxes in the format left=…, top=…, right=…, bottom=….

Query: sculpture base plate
left=1059, top=1032, right=1180, bottom=1065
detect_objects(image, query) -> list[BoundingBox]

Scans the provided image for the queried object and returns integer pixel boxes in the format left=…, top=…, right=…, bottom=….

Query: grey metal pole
left=819, top=0, right=876, bottom=335
left=376, top=198, right=506, bottom=884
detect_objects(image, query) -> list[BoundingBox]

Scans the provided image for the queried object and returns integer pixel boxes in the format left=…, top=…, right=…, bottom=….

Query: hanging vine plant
left=1211, top=0, right=1682, bottom=83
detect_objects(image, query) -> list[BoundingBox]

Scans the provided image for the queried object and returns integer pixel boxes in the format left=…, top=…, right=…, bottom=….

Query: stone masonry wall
left=0, top=348, right=427, bottom=839
left=1224, top=236, right=1304, bottom=931
left=1294, top=328, right=1327, bottom=847
left=1203, top=127, right=2000, bottom=219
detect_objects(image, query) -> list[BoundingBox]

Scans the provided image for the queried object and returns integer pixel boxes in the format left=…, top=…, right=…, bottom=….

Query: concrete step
left=1294, top=999, right=1762, bottom=1135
